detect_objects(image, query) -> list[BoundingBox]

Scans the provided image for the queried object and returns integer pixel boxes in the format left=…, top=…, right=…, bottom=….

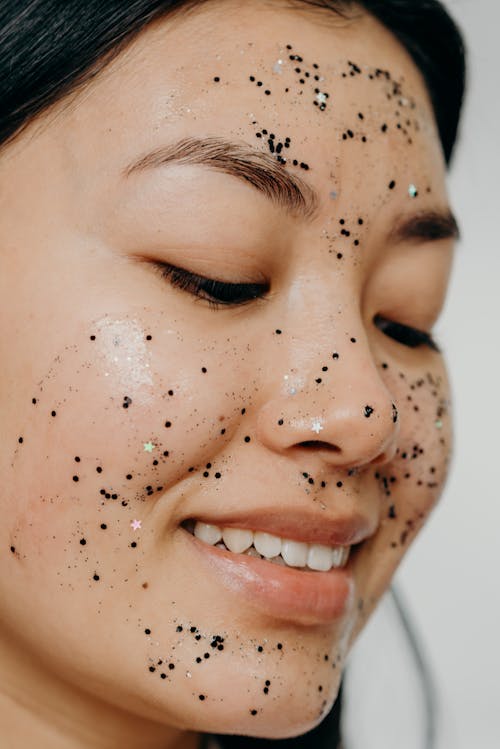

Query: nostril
left=298, top=441, right=341, bottom=452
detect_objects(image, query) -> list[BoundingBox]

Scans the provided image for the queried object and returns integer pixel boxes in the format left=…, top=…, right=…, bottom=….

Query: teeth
left=253, top=531, right=282, bottom=558
left=268, top=554, right=287, bottom=566
left=332, top=546, right=350, bottom=567
left=281, top=539, right=308, bottom=567
left=244, top=546, right=263, bottom=559
left=194, top=521, right=222, bottom=545
left=222, top=527, right=253, bottom=554
left=191, top=521, right=350, bottom=571
left=307, top=543, right=336, bottom=572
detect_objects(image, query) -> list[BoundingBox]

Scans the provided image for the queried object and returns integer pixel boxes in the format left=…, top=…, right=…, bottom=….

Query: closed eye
left=152, top=262, right=270, bottom=309
left=374, top=314, right=440, bottom=352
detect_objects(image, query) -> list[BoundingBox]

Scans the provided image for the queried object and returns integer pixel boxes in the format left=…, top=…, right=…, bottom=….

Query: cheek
left=354, top=357, right=452, bottom=627
left=389, top=364, right=452, bottom=520
left=2, top=313, right=248, bottom=563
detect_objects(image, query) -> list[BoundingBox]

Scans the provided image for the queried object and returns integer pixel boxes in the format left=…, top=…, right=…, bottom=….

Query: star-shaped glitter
left=143, top=441, right=155, bottom=453
left=311, top=420, right=324, bottom=435
left=131, top=519, right=142, bottom=531
left=316, top=91, right=328, bottom=104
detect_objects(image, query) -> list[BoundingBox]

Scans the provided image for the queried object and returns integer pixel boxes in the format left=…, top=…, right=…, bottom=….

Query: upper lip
left=184, top=508, right=378, bottom=547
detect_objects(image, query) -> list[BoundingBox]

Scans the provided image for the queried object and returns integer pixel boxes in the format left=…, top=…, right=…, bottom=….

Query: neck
left=0, top=631, right=201, bottom=749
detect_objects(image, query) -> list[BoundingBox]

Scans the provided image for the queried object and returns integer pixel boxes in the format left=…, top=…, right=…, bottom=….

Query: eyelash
left=373, top=314, right=440, bottom=352
left=153, top=262, right=269, bottom=309
left=153, top=262, right=439, bottom=351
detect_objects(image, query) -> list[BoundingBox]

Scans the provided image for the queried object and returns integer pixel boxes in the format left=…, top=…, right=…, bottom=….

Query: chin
left=174, top=667, right=343, bottom=740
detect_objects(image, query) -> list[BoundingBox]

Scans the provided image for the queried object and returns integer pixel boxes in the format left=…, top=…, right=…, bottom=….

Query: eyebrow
left=389, top=209, right=460, bottom=244
left=124, top=135, right=460, bottom=243
left=123, top=135, right=318, bottom=219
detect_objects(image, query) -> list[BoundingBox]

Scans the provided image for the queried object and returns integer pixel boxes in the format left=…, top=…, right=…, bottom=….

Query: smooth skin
left=0, top=1, right=456, bottom=748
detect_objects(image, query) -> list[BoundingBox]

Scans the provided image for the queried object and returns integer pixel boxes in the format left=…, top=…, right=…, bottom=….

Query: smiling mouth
left=182, top=519, right=352, bottom=572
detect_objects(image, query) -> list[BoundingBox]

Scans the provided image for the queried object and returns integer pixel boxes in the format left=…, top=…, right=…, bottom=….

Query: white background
left=395, top=1, right=499, bottom=747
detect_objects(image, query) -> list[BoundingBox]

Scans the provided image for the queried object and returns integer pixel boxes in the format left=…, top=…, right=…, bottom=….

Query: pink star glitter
left=131, top=519, right=142, bottom=531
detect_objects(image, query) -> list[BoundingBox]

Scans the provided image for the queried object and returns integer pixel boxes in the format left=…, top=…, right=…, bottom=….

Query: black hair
left=0, top=1, right=466, bottom=748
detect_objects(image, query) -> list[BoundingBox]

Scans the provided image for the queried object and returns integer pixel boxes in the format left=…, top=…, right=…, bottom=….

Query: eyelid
left=374, top=314, right=441, bottom=352
left=151, top=261, right=270, bottom=308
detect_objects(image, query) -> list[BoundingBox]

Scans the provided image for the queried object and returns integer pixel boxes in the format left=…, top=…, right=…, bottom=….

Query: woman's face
left=0, top=1, right=457, bottom=745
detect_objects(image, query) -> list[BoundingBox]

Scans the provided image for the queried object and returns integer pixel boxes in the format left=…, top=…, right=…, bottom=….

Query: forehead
left=51, top=0, right=447, bottom=210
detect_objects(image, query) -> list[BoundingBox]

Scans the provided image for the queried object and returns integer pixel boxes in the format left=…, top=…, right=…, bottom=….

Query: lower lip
left=182, top=529, right=355, bottom=626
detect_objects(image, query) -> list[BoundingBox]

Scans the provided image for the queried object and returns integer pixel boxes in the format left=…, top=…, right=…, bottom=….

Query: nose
left=255, top=350, right=400, bottom=472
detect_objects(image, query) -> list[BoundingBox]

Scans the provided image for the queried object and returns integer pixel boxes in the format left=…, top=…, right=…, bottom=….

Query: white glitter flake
left=311, top=420, right=324, bottom=435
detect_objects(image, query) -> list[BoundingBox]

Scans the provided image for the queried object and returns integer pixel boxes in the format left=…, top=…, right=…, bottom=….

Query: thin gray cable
left=389, top=583, right=439, bottom=749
